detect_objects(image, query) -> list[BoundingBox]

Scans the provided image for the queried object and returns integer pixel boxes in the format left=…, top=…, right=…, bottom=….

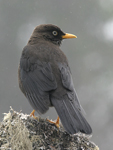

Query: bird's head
left=28, top=24, right=77, bottom=46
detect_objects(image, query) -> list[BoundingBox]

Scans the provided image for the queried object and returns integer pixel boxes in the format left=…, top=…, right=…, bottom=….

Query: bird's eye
left=52, top=31, right=58, bottom=36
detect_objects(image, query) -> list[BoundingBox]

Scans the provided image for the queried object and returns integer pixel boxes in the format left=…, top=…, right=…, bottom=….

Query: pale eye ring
left=52, top=31, right=58, bottom=36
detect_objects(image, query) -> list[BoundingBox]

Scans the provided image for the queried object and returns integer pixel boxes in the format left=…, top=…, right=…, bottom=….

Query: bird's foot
left=47, top=116, right=60, bottom=128
left=30, top=110, right=38, bottom=119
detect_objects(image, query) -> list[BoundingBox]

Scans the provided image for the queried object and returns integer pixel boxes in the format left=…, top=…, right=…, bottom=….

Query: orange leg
left=47, top=116, right=60, bottom=128
left=30, top=110, right=37, bottom=119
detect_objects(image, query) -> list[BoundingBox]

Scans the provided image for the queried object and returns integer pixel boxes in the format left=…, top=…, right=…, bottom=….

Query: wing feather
left=19, top=54, right=57, bottom=114
left=58, top=63, right=81, bottom=111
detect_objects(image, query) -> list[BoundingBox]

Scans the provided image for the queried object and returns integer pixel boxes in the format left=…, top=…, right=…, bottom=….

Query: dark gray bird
left=18, top=24, right=92, bottom=134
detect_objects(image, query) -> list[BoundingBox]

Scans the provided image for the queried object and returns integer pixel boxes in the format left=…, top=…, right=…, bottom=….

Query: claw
left=47, top=116, right=60, bottom=128
left=30, top=110, right=37, bottom=119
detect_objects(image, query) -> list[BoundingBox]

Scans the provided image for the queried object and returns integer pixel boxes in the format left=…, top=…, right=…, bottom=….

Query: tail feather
left=51, top=95, right=92, bottom=134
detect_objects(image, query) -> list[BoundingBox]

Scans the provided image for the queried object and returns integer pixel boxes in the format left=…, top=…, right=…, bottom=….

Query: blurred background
left=0, top=0, right=113, bottom=149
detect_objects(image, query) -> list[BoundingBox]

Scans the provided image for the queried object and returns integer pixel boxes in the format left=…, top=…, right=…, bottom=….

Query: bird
left=18, top=24, right=92, bottom=134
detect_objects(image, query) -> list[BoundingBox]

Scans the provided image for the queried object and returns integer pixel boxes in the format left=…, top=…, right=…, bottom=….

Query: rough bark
left=0, top=107, right=99, bottom=150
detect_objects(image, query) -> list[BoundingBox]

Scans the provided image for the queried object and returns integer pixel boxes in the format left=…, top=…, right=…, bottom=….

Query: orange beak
left=62, top=33, right=77, bottom=39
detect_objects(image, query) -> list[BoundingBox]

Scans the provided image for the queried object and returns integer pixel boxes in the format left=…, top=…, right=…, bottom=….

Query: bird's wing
left=51, top=63, right=92, bottom=134
left=58, top=63, right=81, bottom=110
left=19, top=50, right=57, bottom=114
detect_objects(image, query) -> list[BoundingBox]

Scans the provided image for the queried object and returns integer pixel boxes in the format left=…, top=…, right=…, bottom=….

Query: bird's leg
left=47, top=116, right=60, bottom=128
left=30, top=110, right=37, bottom=119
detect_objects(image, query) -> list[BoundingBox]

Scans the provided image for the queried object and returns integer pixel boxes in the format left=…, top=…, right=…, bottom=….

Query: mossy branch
left=0, top=107, right=99, bottom=150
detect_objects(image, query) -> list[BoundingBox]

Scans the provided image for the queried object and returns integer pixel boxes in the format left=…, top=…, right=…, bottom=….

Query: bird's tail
left=51, top=95, right=92, bottom=134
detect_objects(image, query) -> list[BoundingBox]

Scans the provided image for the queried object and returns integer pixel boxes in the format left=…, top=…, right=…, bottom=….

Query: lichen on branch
left=0, top=108, right=99, bottom=150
